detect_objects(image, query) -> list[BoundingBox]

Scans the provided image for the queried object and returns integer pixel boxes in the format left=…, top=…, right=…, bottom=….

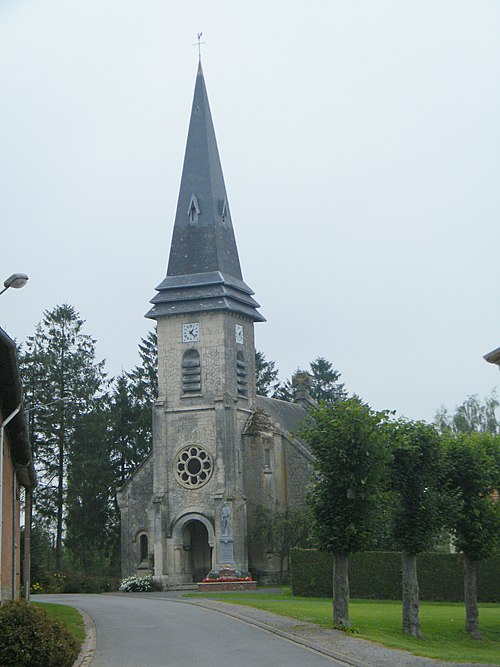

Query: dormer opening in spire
left=220, top=198, right=228, bottom=224
left=188, top=194, right=200, bottom=223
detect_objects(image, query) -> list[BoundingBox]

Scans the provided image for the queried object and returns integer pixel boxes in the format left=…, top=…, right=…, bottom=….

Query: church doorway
left=183, top=520, right=212, bottom=582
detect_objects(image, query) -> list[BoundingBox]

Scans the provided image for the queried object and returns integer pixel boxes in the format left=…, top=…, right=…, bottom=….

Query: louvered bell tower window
left=237, top=351, right=248, bottom=397
left=182, top=349, right=201, bottom=395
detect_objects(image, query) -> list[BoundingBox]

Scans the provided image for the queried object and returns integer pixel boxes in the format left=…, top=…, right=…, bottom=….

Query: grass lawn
left=186, top=590, right=500, bottom=664
left=33, top=602, right=85, bottom=643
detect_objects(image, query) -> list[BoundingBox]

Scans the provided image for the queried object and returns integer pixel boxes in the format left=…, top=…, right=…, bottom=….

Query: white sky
left=1, top=0, right=499, bottom=422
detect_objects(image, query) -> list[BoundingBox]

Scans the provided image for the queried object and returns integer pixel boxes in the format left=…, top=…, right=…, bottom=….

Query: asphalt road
left=36, top=593, right=346, bottom=666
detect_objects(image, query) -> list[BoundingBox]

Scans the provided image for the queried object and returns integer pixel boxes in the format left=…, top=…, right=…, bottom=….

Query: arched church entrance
left=182, top=520, right=212, bottom=582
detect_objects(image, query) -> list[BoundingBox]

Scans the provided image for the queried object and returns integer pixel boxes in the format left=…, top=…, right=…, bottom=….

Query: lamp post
left=0, top=273, right=29, bottom=296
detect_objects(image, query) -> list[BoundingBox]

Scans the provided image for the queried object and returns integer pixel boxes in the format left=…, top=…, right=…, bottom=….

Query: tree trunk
left=464, top=555, right=480, bottom=639
left=56, top=431, right=64, bottom=571
left=402, top=551, right=421, bottom=637
left=333, top=553, right=350, bottom=628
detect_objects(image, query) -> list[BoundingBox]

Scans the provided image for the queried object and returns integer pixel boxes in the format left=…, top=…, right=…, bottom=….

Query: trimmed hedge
left=290, top=549, right=500, bottom=602
left=0, top=599, right=80, bottom=667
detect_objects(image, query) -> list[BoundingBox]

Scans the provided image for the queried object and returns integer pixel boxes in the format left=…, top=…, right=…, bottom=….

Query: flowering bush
left=202, top=576, right=253, bottom=583
left=119, top=575, right=162, bottom=592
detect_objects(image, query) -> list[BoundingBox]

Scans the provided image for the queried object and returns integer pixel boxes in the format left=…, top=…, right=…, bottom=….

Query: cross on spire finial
left=194, top=32, right=205, bottom=61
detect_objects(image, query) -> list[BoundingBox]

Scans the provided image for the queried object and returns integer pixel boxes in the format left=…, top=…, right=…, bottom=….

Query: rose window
left=175, top=446, right=213, bottom=488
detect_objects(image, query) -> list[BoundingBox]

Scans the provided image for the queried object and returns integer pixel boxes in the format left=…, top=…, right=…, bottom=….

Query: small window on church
left=182, top=349, right=201, bottom=395
left=140, top=534, right=148, bottom=562
left=237, top=351, right=248, bottom=398
left=264, top=449, right=271, bottom=468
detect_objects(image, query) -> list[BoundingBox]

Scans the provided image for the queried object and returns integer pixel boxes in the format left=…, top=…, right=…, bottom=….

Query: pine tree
left=309, top=357, right=347, bottom=404
left=19, top=304, right=107, bottom=570
left=274, top=357, right=348, bottom=404
left=126, top=329, right=158, bottom=453
left=65, top=409, right=115, bottom=573
left=255, top=350, right=280, bottom=397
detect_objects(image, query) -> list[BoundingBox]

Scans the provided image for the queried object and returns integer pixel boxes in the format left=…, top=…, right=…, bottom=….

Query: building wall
left=117, top=456, right=153, bottom=578
left=1, top=434, right=21, bottom=601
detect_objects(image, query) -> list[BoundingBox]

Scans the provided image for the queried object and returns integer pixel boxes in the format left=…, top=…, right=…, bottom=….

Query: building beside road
left=0, top=327, right=37, bottom=602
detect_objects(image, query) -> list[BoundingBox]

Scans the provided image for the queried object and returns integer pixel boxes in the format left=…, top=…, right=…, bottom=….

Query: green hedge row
left=290, top=549, right=500, bottom=602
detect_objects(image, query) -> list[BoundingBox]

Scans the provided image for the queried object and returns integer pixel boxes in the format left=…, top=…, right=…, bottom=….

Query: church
left=117, top=62, right=314, bottom=585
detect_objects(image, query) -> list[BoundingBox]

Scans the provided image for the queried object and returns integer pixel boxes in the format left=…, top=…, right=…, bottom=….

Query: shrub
left=119, top=575, right=162, bottom=592
left=0, top=599, right=80, bottom=667
left=61, top=574, right=120, bottom=594
left=290, top=549, right=500, bottom=601
left=30, top=572, right=120, bottom=595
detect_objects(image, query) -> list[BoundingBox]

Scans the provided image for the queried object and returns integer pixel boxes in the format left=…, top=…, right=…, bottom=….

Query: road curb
left=73, top=606, right=96, bottom=667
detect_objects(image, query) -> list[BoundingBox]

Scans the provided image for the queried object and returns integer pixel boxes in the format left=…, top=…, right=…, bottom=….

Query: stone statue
left=221, top=502, right=232, bottom=537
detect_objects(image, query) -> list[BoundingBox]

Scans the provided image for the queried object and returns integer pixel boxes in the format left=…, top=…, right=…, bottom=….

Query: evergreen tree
left=108, top=373, right=144, bottom=486
left=309, top=357, right=347, bottom=404
left=19, top=304, right=107, bottom=570
left=126, top=329, right=158, bottom=452
left=274, top=357, right=347, bottom=404
left=273, top=373, right=296, bottom=402
left=255, top=350, right=280, bottom=397
left=65, top=409, right=115, bottom=573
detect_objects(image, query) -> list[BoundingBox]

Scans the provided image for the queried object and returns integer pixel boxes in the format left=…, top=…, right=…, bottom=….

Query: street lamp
left=0, top=273, right=29, bottom=296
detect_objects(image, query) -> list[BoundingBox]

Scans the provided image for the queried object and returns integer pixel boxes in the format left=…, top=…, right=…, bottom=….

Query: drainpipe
left=0, top=405, right=21, bottom=604
left=11, top=466, right=17, bottom=600
left=23, top=489, right=32, bottom=602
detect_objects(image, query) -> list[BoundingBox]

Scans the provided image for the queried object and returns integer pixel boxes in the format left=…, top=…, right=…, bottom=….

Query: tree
left=252, top=504, right=310, bottom=583
left=309, top=357, right=347, bottom=404
left=65, top=409, right=115, bottom=573
left=273, top=373, right=295, bottom=402
left=255, top=350, right=280, bottom=397
left=301, top=397, right=388, bottom=627
left=436, top=392, right=499, bottom=435
left=275, top=357, right=347, bottom=404
left=386, top=420, right=447, bottom=637
left=444, top=432, right=500, bottom=638
left=108, top=373, right=149, bottom=486
left=19, top=304, right=107, bottom=570
left=126, top=329, right=158, bottom=453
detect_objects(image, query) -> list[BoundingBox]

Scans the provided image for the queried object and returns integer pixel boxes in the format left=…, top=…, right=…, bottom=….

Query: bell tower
left=146, top=63, right=264, bottom=585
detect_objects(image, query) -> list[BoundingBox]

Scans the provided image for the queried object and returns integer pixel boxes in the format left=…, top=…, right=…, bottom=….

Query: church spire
left=147, top=64, right=264, bottom=322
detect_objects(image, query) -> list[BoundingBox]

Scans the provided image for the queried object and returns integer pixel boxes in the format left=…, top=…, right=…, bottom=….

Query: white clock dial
left=182, top=322, right=200, bottom=342
left=235, top=324, right=244, bottom=344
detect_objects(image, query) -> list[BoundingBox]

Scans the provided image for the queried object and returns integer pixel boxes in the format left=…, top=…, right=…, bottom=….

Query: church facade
left=117, top=64, right=314, bottom=585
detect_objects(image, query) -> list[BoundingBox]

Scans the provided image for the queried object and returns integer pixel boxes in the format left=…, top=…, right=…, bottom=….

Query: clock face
left=182, top=322, right=200, bottom=342
left=235, top=324, right=244, bottom=344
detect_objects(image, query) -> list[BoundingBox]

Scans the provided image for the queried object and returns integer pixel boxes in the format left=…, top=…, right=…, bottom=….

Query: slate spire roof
left=147, top=63, right=264, bottom=322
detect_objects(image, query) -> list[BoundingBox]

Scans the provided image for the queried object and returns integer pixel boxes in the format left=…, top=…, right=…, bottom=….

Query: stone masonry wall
left=117, top=456, right=153, bottom=577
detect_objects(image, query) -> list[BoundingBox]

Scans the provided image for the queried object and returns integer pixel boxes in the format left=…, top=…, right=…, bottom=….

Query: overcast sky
left=1, top=0, right=499, bottom=422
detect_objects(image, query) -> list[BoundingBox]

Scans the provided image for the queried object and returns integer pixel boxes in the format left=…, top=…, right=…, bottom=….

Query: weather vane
left=194, top=32, right=205, bottom=60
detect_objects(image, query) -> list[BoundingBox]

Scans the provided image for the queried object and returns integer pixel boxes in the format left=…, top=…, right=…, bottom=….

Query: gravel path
left=183, top=597, right=497, bottom=667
